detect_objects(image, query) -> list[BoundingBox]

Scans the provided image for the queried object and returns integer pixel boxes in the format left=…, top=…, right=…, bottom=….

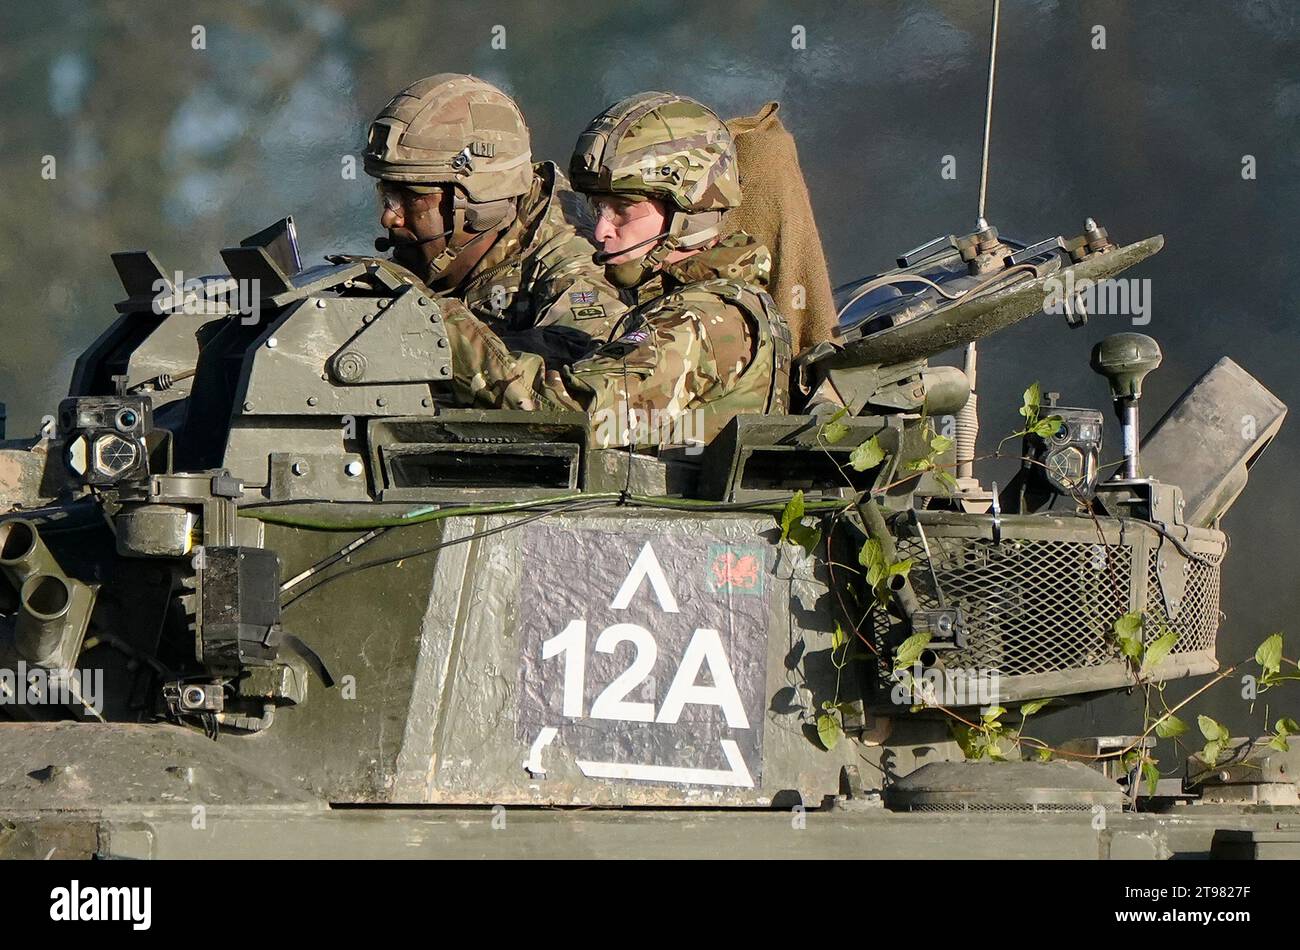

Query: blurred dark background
left=1, top=0, right=1296, bottom=746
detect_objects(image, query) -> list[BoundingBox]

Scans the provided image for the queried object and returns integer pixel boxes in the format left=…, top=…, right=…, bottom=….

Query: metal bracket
left=1154, top=532, right=1188, bottom=621
left=327, top=285, right=451, bottom=385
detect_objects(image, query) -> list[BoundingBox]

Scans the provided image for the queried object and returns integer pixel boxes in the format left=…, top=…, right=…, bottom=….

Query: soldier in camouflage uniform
left=363, top=74, right=625, bottom=358
left=439, top=92, right=792, bottom=449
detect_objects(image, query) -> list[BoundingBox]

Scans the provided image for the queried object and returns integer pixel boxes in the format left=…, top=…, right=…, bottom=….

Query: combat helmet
left=570, top=93, right=740, bottom=284
left=364, top=73, right=533, bottom=237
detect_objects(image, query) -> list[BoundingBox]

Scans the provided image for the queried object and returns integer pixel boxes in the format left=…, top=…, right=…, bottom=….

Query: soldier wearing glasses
left=363, top=73, right=626, bottom=359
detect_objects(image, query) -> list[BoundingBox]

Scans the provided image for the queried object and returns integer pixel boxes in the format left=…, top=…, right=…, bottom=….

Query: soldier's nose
left=381, top=206, right=402, bottom=229
left=594, top=217, right=616, bottom=244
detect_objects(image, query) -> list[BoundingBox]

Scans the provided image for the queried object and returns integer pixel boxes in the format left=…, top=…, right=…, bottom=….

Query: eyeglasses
left=376, top=182, right=444, bottom=214
left=588, top=195, right=655, bottom=227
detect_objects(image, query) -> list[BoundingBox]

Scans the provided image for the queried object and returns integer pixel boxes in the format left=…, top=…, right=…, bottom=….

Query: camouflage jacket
left=456, top=161, right=626, bottom=348
left=442, top=232, right=792, bottom=449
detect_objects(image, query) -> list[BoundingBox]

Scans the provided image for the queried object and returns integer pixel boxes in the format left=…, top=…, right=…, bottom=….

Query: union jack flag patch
left=569, top=290, right=597, bottom=305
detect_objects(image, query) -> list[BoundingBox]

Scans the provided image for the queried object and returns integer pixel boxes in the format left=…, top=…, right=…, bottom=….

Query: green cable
left=241, top=491, right=851, bottom=531
left=240, top=492, right=616, bottom=530
left=625, top=494, right=848, bottom=513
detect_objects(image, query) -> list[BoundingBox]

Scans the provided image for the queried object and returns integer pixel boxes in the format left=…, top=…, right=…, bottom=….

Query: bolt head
left=436, top=336, right=449, bottom=347
left=307, top=396, right=318, bottom=407
left=291, top=461, right=307, bottom=476
left=242, top=401, right=253, bottom=412
left=315, top=299, right=326, bottom=309
left=267, top=337, right=278, bottom=348
left=344, top=461, right=364, bottom=477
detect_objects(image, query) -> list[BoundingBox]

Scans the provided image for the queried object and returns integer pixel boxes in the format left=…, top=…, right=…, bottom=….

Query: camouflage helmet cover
left=363, top=73, right=533, bottom=203
left=569, top=93, right=741, bottom=213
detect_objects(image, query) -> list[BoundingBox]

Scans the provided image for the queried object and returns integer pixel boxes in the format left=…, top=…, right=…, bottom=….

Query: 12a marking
left=541, top=621, right=749, bottom=727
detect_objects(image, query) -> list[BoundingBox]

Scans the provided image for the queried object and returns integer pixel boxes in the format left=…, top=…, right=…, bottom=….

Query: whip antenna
left=977, top=0, right=1001, bottom=225
left=958, top=0, right=1003, bottom=501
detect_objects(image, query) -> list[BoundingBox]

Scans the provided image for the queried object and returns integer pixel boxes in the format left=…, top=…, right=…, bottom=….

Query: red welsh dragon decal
left=711, top=551, right=760, bottom=590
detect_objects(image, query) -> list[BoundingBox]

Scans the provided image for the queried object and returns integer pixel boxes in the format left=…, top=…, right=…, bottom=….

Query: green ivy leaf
left=887, top=558, right=914, bottom=579
left=817, top=713, right=843, bottom=751
left=1019, top=698, right=1053, bottom=718
left=1155, top=713, right=1188, bottom=738
left=858, top=538, right=886, bottom=587
left=779, top=489, right=805, bottom=543
left=981, top=705, right=1007, bottom=723
left=819, top=407, right=850, bottom=445
left=1202, top=740, right=1223, bottom=768
left=831, top=622, right=847, bottom=652
left=904, top=457, right=934, bottom=472
left=1140, top=629, right=1180, bottom=676
left=930, top=434, right=955, bottom=454
left=1141, top=759, right=1161, bottom=797
left=848, top=436, right=886, bottom=472
left=1197, top=714, right=1229, bottom=743
left=1269, top=718, right=1298, bottom=751
left=787, top=521, right=822, bottom=557
left=1036, top=747, right=1054, bottom=762
left=1020, top=381, right=1042, bottom=421
left=1114, top=613, right=1143, bottom=637
left=822, top=422, right=849, bottom=445
left=1256, top=633, right=1284, bottom=676
left=1030, top=415, right=1064, bottom=438
left=1113, top=612, right=1145, bottom=659
left=933, top=470, right=959, bottom=493
left=893, top=631, right=931, bottom=671
left=858, top=538, right=885, bottom=570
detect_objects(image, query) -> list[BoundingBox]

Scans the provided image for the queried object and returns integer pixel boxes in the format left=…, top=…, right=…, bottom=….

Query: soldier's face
left=377, top=183, right=453, bottom=272
left=591, top=196, right=667, bottom=264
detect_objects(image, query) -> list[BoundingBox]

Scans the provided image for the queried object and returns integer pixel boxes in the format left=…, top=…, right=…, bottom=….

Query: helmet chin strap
left=593, top=230, right=672, bottom=265
left=602, top=234, right=682, bottom=289
left=376, top=201, right=509, bottom=282
left=374, top=229, right=451, bottom=252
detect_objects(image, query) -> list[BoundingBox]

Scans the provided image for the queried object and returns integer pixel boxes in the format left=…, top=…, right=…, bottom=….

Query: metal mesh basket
left=869, top=512, right=1225, bottom=703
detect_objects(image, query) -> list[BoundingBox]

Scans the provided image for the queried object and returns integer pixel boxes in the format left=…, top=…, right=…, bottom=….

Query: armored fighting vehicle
left=0, top=208, right=1294, bottom=859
